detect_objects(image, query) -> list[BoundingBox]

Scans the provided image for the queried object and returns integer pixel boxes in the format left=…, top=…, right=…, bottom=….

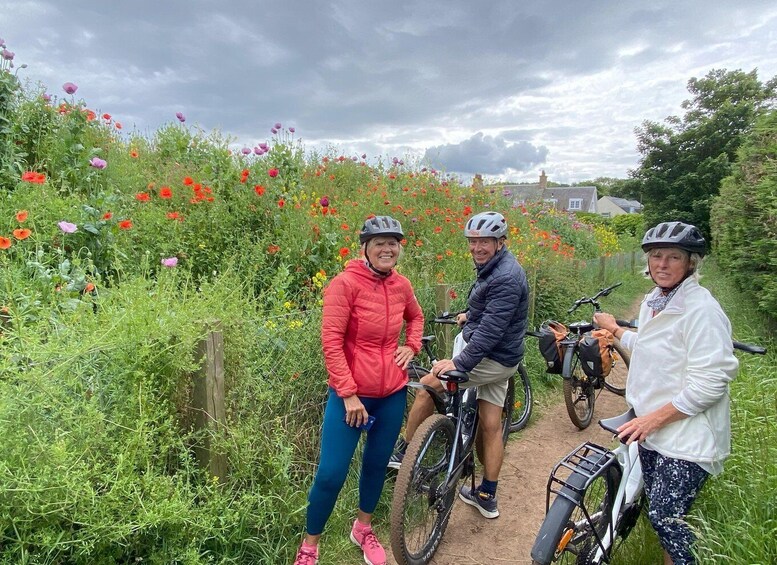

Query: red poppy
left=115, top=122, right=122, bottom=129
left=0, top=237, right=11, bottom=249
left=183, top=177, right=194, bottom=185
left=339, top=247, right=350, bottom=257
left=85, top=109, right=96, bottom=121
left=449, top=289, right=458, bottom=300
left=85, top=282, right=95, bottom=293
left=166, top=212, right=181, bottom=220
left=278, top=199, right=285, bottom=208
left=341, top=223, right=349, bottom=230
left=434, top=226, right=442, bottom=234
left=119, top=220, right=133, bottom=230
left=21, top=171, right=46, bottom=184
left=463, top=206, right=472, bottom=216
left=135, top=192, right=150, bottom=202
left=102, top=211, right=113, bottom=220
left=159, top=187, right=173, bottom=199
left=16, top=210, right=28, bottom=223
left=415, top=240, right=423, bottom=247
left=130, top=149, right=139, bottom=158
left=268, top=168, right=279, bottom=178
left=267, top=244, right=280, bottom=254
left=12, top=229, right=31, bottom=240
left=254, top=185, right=265, bottom=196
left=241, top=169, right=250, bottom=178
left=102, top=113, right=111, bottom=121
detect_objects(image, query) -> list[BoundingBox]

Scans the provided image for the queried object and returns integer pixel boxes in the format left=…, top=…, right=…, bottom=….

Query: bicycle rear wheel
left=530, top=462, right=621, bottom=564
left=562, top=348, right=595, bottom=430
left=509, top=363, right=533, bottom=433
left=391, top=414, right=456, bottom=565
left=602, top=342, right=630, bottom=396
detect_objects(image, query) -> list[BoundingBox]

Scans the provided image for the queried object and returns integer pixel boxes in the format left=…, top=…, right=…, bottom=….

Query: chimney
left=472, top=173, right=483, bottom=190
left=539, top=170, right=547, bottom=190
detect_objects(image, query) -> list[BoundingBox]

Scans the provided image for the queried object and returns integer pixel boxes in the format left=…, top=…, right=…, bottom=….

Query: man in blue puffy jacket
left=391, top=211, right=529, bottom=519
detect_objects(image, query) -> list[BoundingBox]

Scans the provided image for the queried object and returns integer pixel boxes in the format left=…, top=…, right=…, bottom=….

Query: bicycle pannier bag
left=538, top=321, right=567, bottom=374
left=579, top=329, right=614, bottom=378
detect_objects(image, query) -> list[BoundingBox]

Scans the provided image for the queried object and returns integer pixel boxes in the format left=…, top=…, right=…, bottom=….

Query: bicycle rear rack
left=545, top=441, right=617, bottom=512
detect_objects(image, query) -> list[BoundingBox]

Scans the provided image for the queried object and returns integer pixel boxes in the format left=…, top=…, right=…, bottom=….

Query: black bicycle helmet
left=464, top=211, right=508, bottom=238
left=641, top=221, right=706, bottom=257
left=359, top=215, right=404, bottom=244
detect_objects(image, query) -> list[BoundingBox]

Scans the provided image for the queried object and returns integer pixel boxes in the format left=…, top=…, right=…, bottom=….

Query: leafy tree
left=711, top=110, right=777, bottom=318
left=609, top=213, right=645, bottom=237
left=631, top=69, right=776, bottom=239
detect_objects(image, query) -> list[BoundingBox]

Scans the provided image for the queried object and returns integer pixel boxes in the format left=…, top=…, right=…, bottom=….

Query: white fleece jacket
left=620, top=277, right=739, bottom=474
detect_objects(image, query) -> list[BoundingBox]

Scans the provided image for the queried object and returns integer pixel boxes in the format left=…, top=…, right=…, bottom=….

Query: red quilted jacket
left=322, top=260, right=424, bottom=398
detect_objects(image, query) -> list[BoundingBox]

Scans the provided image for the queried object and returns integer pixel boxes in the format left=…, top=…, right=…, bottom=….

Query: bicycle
left=424, top=311, right=533, bottom=433
left=390, top=311, right=519, bottom=564
left=530, top=340, right=766, bottom=565
left=539, top=282, right=631, bottom=430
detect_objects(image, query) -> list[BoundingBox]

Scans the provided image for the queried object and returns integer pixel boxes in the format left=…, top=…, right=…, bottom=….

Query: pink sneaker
left=349, top=520, right=387, bottom=565
left=293, top=542, right=318, bottom=565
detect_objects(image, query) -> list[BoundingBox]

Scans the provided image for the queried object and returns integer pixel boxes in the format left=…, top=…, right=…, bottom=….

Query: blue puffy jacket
left=454, top=247, right=529, bottom=372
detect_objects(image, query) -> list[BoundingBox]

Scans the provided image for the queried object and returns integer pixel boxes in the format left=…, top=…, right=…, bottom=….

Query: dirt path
left=422, top=389, right=627, bottom=564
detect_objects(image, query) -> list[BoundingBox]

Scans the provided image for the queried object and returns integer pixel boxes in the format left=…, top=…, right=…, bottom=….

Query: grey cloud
left=423, top=132, right=548, bottom=175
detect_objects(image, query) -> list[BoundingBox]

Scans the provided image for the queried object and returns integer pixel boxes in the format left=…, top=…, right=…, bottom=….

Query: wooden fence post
left=631, top=251, right=637, bottom=274
left=192, top=321, right=228, bottom=482
left=598, top=256, right=607, bottom=283
left=435, top=283, right=453, bottom=357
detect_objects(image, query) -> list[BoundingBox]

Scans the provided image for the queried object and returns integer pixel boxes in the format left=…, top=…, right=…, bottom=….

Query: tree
left=631, top=69, right=776, bottom=239
left=711, top=110, right=777, bottom=318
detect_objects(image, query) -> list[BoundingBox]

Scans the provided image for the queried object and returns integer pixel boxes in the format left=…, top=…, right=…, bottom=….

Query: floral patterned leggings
left=639, top=446, right=710, bottom=565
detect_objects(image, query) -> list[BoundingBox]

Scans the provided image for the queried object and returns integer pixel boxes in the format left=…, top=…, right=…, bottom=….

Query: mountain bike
left=541, top=282, right=631, bottom=430
left=529, top=339, right=766, bottom=565
left=390, top=312, right=518, bottom=565
left=426, top=311, right=534, bottom=433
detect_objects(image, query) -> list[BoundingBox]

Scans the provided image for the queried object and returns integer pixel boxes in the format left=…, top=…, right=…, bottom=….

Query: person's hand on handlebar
left=455, top=312, right=467, bottom=327
left=431, top=358, right=457, bottom=378
left=394, top=345, right=415, bottom=369
left=593, top=312, right=619, bottom=334
left=343, top=395, right=369, bottom=428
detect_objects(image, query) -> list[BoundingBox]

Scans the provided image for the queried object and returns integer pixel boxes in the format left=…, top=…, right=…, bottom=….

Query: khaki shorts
left=461, top=357, right=519, bottom=407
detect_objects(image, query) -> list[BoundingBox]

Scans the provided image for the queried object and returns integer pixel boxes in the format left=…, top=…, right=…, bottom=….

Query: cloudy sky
left=2, top=1, right=776, bottom=184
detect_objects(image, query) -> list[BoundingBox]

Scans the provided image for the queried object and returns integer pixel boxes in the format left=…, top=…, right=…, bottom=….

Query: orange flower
left=115, top=122, right=122, bottom=129
left=339, top=247, right=350, bottom=257
left=85, top=109, right=96, bottom=121
left=0, top=237, right=11, bottom=249
left=84, top=282, right=95, bottom=293
left=278, top=199, right=285, bottom=208
left=254, top=185, right=265, bottom=196
left=119, top=220, right=133, bottom=230
left=166, top=212, right=181, bottom=220
left=135, top=192, right=150, bottom=202
left=159, top=186, right=173, bottom=199
left=434, top=226, right=442, bottom=233
left=129, top=149, right=139, bottom=158
left=415, top=240, right=423, bottom=247
left=267, top=244, right=280, bottom=254
left=102, top=211, right=113, bottom=220
left=341, top=223, right=349, bottom=230
left=12, top=229, right=31, bottom=240
left=16, top=210, right=28, bottom=222
left=183, top=177, right=194, bottom=186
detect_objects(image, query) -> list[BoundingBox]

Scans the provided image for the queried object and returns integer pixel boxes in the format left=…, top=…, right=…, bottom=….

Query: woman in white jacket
left=595, top=221, right=738, bottom=565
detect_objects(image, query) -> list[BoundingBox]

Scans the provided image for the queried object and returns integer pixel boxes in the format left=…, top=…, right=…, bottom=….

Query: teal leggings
left=306, top=387, right=406, bottom=535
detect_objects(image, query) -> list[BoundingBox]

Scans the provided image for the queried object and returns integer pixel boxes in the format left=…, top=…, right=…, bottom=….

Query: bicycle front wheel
left=530, top=462, right=621, bottom=565
left=391, top=414, right=456, bottom=565
left=562, top=347, right=595, bottom=430
left=602, top=342, right=630, bottom=396
left=509, top=363, right=533, bottom=433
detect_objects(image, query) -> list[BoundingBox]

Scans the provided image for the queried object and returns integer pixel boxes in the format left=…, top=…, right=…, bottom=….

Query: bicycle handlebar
left=610, top=320, right=767, bottom=354
left=567, top=282, right=623, bottom=314
left=433, top=310, right=465, bottom=325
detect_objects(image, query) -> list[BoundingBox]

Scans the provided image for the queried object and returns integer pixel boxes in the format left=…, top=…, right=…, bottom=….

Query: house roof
left=607, top=196, right=643, bottom=211
left=499, top=184, right=599, bottom=212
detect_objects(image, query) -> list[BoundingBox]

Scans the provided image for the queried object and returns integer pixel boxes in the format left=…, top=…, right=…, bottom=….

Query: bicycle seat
left=599, top=408, right=636, bottom=437
left=436, top=370, right=469, bottom=383
left=421, top=335, right=436, bottom=345
left=569, top=321, right=594, bottom=334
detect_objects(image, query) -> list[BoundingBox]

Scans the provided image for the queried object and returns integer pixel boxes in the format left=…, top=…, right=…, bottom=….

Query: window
left=544, top=198, right=558, bottom=208
left=568, top=198, right=583, bottom=210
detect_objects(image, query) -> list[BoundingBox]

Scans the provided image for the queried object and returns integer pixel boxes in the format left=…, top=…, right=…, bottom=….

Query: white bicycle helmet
left=359, top=215, right=404, bottom=244
left=464, top=211, right=508, bottom=238
left=641, top=221, right=706, bottom=257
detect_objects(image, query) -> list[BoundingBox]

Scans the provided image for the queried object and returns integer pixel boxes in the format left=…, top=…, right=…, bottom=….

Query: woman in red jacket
left=294, top=216, right=424, bottom=565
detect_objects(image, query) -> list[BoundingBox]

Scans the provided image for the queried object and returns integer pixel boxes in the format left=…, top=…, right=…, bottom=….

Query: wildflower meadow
left=11, top=40, right=775, bottom=565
